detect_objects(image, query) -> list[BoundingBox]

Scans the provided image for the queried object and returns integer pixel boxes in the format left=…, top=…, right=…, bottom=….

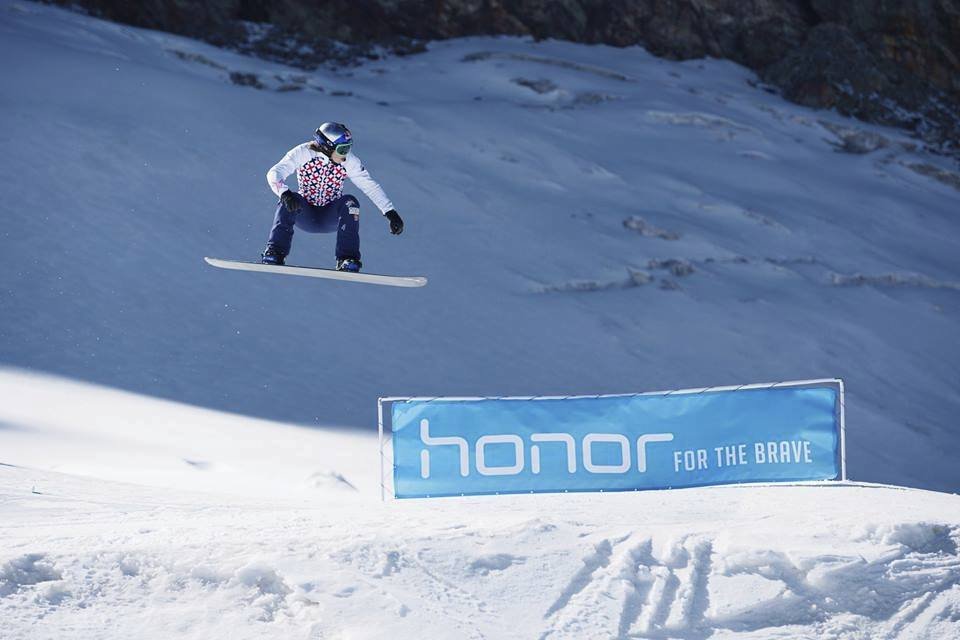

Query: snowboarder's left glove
left=385, top=209, right=404, bottom=235
left=280, top=190, right=301, bottom=213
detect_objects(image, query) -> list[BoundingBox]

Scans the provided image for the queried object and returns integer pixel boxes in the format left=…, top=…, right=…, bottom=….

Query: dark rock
left=168, top=49, right=227, bottom=70
left=648, top=258, right=695, bottom=277
left=513, top=78, right=558, bottom=94
left=228, top=71, right=263, bottom=89
left=42, top=0, right=960, bottom=157
left=764, top=24, right=885, bottom=111
left=765, top=22, right=960, bottom=154
left=905, top=162, right=960, bottom=191
left=809, top=0, right=960, bottom=98
left=622, top=216, right=681, bottom=240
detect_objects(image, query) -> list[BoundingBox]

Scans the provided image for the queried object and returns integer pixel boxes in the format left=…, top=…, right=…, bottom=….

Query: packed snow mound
left=1, top=369, right=959, bottom=639
left=1, top=0, right=958, bottom=491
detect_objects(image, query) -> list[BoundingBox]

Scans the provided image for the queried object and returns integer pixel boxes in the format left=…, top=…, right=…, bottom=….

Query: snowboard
left=204, top=257, right=427, bottom=288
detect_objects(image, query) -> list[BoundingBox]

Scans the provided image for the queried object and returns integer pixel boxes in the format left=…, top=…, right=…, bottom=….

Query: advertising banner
left=380, top=380, right=844, bottom=499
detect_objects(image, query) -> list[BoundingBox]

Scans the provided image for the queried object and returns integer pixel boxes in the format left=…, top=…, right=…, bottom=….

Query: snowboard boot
left=261, top=246, right=286, bottom=266
left=336, top=258, right=362, bottom=273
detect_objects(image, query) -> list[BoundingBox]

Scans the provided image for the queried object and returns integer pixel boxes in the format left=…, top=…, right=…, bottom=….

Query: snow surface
left=2, top=368, right=960, bottom=639
left=1, top=0, right=959, bottom=492
left=1, top=2, right=960, bottom=637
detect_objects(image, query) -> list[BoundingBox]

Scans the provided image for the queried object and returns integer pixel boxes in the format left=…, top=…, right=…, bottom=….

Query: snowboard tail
left=204, top=257, right=427, bottom=288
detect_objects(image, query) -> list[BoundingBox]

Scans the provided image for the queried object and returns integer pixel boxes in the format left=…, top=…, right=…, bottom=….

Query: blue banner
left=388, top=384, right=841, bottom=498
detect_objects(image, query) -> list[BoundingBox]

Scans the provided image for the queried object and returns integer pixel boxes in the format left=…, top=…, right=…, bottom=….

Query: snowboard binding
left=336, top=258, right=362, bottom=273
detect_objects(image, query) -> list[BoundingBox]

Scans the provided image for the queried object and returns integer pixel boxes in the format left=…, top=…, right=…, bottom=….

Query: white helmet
left=314, top=122, right=353, bottom=156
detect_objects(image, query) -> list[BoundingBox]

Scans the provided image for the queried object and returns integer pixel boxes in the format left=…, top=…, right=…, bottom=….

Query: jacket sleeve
left=345, top=155, right=395, bottom=214
left=266, top=143, right=310, bottom=198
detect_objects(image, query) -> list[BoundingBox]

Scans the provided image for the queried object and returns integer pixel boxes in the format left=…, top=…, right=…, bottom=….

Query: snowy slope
left=1, top=368, right=959, bottom=640
left=1, top=1, right=959, bottom=491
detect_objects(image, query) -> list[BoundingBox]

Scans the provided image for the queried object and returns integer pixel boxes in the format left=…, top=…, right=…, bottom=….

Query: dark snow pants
left=266, top=193, right=361, bottom=261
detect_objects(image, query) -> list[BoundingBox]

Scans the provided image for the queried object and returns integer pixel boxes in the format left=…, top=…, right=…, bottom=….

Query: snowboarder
left=262, top=122, right=404, bottom=272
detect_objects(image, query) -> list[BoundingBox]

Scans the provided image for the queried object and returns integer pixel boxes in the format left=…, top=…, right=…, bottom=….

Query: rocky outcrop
left=764, top=2, right=960, bottom=153
left=46, top=0, right=960, bottom=155
left=764, top=22, right=959, bottom=151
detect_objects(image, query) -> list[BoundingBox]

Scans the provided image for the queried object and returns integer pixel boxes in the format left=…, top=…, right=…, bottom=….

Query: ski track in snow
left=536, top=527, right=960, bottom=640
left=540, top=535, right=715, bottom=639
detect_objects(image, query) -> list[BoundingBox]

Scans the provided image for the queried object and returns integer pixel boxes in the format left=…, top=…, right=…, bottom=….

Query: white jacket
left=266, top=143, right=394, bottom=214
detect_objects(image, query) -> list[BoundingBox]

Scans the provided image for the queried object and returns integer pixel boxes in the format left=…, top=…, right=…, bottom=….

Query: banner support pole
left=838, top=378, right=847, bottom=481
left=378, top=398, right=385, bottom=502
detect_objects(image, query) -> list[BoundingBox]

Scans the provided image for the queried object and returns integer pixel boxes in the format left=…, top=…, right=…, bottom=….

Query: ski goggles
left=314, top=127, right=353, bottom=156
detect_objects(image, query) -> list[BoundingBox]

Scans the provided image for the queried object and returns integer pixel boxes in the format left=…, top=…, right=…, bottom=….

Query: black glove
left=280, top=190, right=301, bottom=213
left=385, top=209, right=404, bottom=235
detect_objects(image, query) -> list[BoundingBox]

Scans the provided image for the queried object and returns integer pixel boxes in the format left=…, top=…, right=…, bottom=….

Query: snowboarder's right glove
left=280, top=190, right=301, bottom=213
left=385, top=209, right=404, bottom=235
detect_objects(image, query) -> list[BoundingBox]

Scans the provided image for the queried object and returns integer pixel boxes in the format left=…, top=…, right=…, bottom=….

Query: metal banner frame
left=379, top=378, right=846, bottom=500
